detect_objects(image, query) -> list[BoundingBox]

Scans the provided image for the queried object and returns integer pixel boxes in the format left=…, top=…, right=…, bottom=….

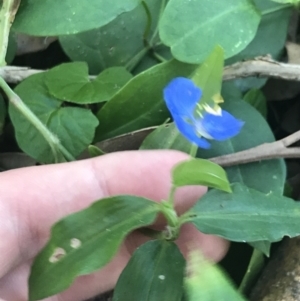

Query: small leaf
left=45, top=63, right=132, bottom=104
left=249, top=241, right=271, bottom=257
left=189, top=183, right=300, bottom=242
left=184, top=250, right=247, bottom=301
left=113, top=240, right=185, bottom=301
left=29, top=195, right=160, bottom=301
left=140, top=123, right=192, bottom=153
left=13, top=0, right=142, bottom=36
left=88, top=145, right=105, bottom=157
left=191, top=45, right=224, bottom=108
left=159, top=0, right=261, bottom=63
left=243, top=89, right=267, bottom=118
left=9, top=73, right=99, bottom=164
left=172, top=159, right=231, bottom=193
left=95, top=60, right=196, bottom=141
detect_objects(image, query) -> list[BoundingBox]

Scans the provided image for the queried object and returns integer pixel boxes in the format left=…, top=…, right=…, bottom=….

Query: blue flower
left=163, top=77, right=244, bottom=149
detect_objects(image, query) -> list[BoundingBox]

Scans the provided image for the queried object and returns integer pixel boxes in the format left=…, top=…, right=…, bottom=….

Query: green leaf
left=191, top=45, right=224, bottom=108
left=184, top=250, right=247, bottom=301
left=94, top=60, right=196, bottom=141
left=113, top=240, right=185, bottom=301
left=159, top=0, right=261, bottom=63
left=9, top=73, right=99, bottom=164
left=88, top=145, right=105, bottom=157
left=249, top=241, right=270, bottom=257
left=197, top=83, right=286, bottom=195
left=13, top=0, right=142, bottom=36
left=140, top=123, right=192, bottom=152
left=29, top=195, right=160, bottom=301
left=0, top=95, right=6, bottom=135
left=172, top=158, right=231, bottom=193
left=45, top=63, right=132, bottom=104
left=59, top=0, right=162, bottom=74
left=243, top=89, right=267, bottom=118
left=189, top=183, right=300, bottom=242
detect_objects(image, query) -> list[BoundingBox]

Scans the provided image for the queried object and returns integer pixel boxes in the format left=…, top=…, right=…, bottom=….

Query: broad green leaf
left=172, top=159, right=231, bottom=193
left=0, top=95, right=6, bottom=135
left=113, top=240, right=185, bottom=301
left=29, top=195, right=160, bottom=301
left=191, top=46, right=224, bottom=108
left=13, top=0, right=142, bottom=36
left=159, top=0, right=261, bottom=63
left=94, top=60, right=196, bottom=141
left=45, top=63, right=132, bottom=104
left=227, top=1, right=291, bottom=91
left=9, top=73, right=99, bottom=164
left=140, top=123, right=192, bottom=152
left=184, top=250, right=247, bottom=301
left=197, top=83, right=286, bottom=194
left=59, top=0, right=162, bottom=74
left=243, top=89, right=267, bottom=118
left=189, top=183, right=300, bottom=242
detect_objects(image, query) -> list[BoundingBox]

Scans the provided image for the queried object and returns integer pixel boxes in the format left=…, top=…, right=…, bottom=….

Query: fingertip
left=176, top=223, right=230, bottom=262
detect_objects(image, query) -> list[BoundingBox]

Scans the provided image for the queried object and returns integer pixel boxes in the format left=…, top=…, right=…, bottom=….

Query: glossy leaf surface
left=159, top=0, right=261, bottom=63
left=13, top=0, right=142, bottom=35
left=190, top=183, right=300, bottom=242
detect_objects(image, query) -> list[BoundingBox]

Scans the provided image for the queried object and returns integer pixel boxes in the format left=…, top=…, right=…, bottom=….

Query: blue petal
left=173, top=114, right=211, bottom=149
left=163, top=77, right=202, bottom=118
left=199, top=110, right=244, bottom=141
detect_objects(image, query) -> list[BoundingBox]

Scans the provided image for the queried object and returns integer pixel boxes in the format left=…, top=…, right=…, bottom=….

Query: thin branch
left=3, top=56, right=300, bottom=84
left=223, top=56, right=300, bottom=82
left=210, top=130, right=300, bottom=167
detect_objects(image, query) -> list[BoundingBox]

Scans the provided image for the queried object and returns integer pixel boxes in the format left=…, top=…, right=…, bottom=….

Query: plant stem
left=141, top=1, right=152, bottom=47
left=150, top=0, right=166, bottom=45
left=152, top=51, right=167, bottom=63
left=0, top=77, right=75, bottom=162
left=189, top=143, right=198, bottom=157
left=0, top=0, right=20, bottom=66
left=261, top=3, right=292, bottom=15
left=125, top=46, right=150, bottom=72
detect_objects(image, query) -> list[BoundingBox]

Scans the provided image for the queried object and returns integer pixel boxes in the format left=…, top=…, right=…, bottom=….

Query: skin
left=0, top=150, right=229, bottom=301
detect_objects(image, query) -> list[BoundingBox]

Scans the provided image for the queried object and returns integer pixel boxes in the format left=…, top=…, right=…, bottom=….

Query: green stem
left=261, top=3, right=292, bottom=15
left=152, top=51, right=167, bottom=63
left=189, top=143, right=198, bottom=157
left=141, top=1, right=152, bottom=47
left=0, top=77, right=75, bottom=162
left=125, top=46, right=150, bottom=72
left=150, top=0, right=167, bottom=45
left=0, top=0, right=20, bottom=66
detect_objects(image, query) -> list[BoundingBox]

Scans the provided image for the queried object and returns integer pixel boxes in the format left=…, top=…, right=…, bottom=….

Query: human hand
left=0, top=150, right=229, bottom=301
